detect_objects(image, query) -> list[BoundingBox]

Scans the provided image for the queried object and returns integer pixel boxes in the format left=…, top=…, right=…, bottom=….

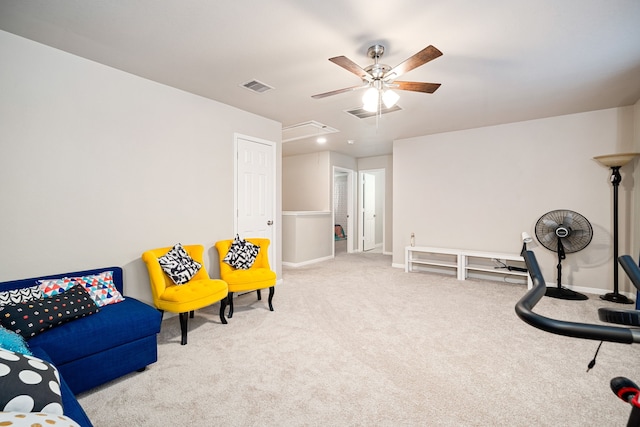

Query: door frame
left=358, top=168, right=385, bottom=253
left=234, top=133, right=277, bottom=263
left=332, top=166, right=356, bottom=255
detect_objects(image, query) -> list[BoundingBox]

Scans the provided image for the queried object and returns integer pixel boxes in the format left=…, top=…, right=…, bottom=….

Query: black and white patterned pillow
left=0, top=285, right=99, bottom=339
left=157, top=243, right=202, bottom=285
left=223, top=235, right=260, bottom=270
left=0, top=348, right=63, bottom=415
left=0, top=285, right=44, bottom=306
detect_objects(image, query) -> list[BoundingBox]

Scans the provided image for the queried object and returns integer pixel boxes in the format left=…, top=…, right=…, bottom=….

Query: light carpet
left=78, top=251, right=640, bottom=426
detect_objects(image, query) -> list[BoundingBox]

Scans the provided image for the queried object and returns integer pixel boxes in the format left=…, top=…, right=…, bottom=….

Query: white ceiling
left=1, top=0, right=639, bottom=158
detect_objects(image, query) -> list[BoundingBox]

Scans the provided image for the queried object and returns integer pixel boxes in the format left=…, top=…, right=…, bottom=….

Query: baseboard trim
left=283, top=255, right=333, bottom=268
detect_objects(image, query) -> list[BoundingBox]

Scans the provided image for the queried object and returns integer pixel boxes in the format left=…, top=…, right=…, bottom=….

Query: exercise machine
left=515, top=250, right=640, bottom=426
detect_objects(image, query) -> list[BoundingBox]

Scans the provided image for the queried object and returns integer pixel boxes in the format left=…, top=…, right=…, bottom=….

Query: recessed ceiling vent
left=345, top=105, right=402, bottom=119
left=282, top=121, right=339, bottom=143
left=240, top=79, right=274, bottom=93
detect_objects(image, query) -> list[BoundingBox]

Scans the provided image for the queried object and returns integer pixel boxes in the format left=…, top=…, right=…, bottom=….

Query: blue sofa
left=0, top=266, right=162, bottom=426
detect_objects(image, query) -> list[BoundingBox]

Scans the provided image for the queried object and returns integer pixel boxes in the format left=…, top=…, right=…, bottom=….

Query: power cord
left=586, top=341, right=604, bottom=372
left=493, top=259, right=528, bottom=272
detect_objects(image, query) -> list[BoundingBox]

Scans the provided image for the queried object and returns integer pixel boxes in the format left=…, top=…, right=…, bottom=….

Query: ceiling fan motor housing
left=367, top=44, right=385, bottom=59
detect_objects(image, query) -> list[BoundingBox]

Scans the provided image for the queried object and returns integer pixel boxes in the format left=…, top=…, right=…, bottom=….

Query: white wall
left=393, top=107, right=637, bottom=295
left=282, top=152, right=330, bottom=211
left=282, top=212, right=333, bottom=265
left=0, top=30, right=282, bottom=304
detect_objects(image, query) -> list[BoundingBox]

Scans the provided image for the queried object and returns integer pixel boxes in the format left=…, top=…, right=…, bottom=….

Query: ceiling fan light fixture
left=382, top=89, right=400, bottom=108
left=362, top=86, right=379, bottom=112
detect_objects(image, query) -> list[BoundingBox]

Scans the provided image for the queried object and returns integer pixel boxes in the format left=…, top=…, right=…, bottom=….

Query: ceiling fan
left=311, top=44, right=443, bottom=111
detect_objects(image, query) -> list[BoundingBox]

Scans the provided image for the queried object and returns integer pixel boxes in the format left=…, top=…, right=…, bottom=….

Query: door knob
left=267, top=220, right=273, bottom=226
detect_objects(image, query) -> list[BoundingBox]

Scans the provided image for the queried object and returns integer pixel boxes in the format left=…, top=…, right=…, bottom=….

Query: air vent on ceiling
left=240, top=79, right=274, bottom=93
left=345, top=104, right=402, bottom=119
left=282, top=120, right=339, bottom=143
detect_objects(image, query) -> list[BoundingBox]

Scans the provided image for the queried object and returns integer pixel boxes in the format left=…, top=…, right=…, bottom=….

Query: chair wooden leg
left=219, top=297, right=228, bottom=324
left=179, top=312, right=188, bottom=345
left=268, top=286, right=275, bottom=311
left=227, top=292, right=235, bottom=318
left=256, top=289, right=262, bottom=300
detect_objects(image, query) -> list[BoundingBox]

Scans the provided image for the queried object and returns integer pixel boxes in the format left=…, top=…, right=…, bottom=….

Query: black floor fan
left=534, top=209, right=594, bottom=300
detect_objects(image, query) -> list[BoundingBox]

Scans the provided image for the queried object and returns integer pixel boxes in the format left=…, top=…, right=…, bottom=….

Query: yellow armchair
left=215, top=238, right=276, bottom=319
left=142, top=244, right=228, bottom=345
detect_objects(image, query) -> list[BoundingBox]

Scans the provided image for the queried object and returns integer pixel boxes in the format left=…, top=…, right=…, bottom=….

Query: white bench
left=405, top=246, right=533, bottom=288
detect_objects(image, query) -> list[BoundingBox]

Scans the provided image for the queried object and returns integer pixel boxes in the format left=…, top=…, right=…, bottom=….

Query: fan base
left=600, top=292, right=635, bottom=305
left=545, top=286, right=588, bottom=300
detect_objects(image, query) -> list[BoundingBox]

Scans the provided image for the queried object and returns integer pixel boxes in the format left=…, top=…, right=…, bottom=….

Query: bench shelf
left=405, top=246, right=532, bottom=288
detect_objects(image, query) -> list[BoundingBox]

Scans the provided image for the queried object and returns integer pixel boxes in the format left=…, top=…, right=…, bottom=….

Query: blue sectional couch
left=0, top=266, right=162, bottom=426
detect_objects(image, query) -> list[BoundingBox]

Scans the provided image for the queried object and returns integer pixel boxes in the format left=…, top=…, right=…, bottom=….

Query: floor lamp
left=593, top=152, right=639, bottom=304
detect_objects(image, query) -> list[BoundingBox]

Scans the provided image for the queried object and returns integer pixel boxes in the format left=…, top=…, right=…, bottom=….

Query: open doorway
left=333, top=167, right=355, bottom=256
left=359, top=169, right=385, bottom=253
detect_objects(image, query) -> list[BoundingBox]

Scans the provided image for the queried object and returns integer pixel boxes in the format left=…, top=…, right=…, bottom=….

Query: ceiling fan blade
left=329, top=56, right=373, bottom=82
left=386, top=45, right=443, bottom=79
left=543, top=219, right=559, bottom=229
left=393, top=81, right=441, bottom=94
left=311, top=84, right=368, bottom=99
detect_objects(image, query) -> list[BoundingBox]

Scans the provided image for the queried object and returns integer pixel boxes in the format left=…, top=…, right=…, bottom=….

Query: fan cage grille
left=534, top=209, right=593, bottom=253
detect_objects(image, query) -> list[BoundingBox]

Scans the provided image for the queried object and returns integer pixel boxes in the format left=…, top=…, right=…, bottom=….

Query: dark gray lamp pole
left=594, top=153, right=638, bottom=304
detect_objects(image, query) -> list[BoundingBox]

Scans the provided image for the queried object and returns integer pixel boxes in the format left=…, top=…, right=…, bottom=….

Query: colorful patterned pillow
left=71, top=271, right=125, bottom=307
left=158, top=243, right=202, bottom=285
left=37, top=277, right=77, bottom=298
left=0, top=349, right=63, bottom=415
left=0, top=285, right=44, bottom=306
left=0, top=412, right=80, bottom=427
left=223, top=235, right=260, bottom=270
left=0, top=285, right=99, bottom=339
left=0, top=326, right=32, bottom=355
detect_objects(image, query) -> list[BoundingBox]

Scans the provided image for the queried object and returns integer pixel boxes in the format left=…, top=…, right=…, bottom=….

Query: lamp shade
left=362, top=87, right=379, bottom=112
left=382, top=89, right=400, bottom=108
left=593, top=153, right=639, bottom=168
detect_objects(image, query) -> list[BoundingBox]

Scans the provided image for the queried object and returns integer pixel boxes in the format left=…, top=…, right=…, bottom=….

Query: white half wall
left=0, top=30, right=282, bottom=304
left=393, top=107, right=637, bottom=295
left=282, top=152, right=331, bottom=211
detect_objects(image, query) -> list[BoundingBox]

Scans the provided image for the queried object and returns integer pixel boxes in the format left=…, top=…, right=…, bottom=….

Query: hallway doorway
left=333, top=167, right=355, bottom=256
left=359, top=169, right=385, bottom=253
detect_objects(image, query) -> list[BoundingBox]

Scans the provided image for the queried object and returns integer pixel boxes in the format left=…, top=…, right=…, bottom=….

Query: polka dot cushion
left=0, top=349, right=62, bottom=415
left=0, top=412, right=80, bottom=426
left=0, top=285, right=99, bottom=339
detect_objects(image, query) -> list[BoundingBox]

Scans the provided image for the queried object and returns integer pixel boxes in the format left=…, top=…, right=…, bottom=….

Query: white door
left=363, top=172, right=376, bottom=251
left=235, top=135, right=275, bottom=260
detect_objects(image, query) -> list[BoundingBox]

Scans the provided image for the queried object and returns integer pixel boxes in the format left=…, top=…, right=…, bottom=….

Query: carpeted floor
left=78, top=251, right=640, bottom=426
